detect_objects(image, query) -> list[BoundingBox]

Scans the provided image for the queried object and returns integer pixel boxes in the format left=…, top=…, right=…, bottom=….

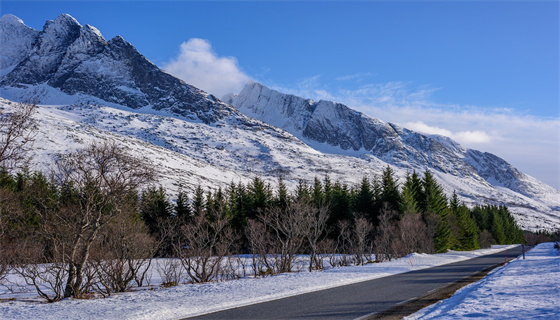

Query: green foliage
left=140, top=186, right=173, bottom=235
left=449, top=192, right=479, bottom=250
left=175, top=187, right=192, bottom=223
left=421, top=171, right=450, bottom=253
left=353, top=176, right=376, bottom=223
left=379, top=166, right=402, bottom=214
left=399, top=171, right=421, bottom=215
left=246, top=177, right=273, bottom=219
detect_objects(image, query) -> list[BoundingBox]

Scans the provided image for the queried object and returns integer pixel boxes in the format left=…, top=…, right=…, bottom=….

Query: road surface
left=187, top=245, right=523, bottom=320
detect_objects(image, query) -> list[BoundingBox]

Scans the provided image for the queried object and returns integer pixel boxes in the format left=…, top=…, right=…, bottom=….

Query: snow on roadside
left=0, top=245, right=517, bottom=320
left=405, top=242, right=560, bottom=320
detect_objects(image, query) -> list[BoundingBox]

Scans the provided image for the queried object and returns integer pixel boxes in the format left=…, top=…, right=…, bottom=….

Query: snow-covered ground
left=0, top=245, right=518, bottom=320
left=406, top=242, right=560, bottom=320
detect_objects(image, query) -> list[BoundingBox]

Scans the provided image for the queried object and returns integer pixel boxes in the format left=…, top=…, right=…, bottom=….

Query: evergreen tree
left=323, top=176, right=332, bottom=203
left=295, top=179, right=311, bottom=202
left=247, top=177, right=273, bottom=219
left=490, top=206, right=506, bottom=244
left=275, top=177, right=289, bottom=210
left=449, top=191, right=478, bottom=250
left=328, top=181, right=353, bottom=229
left=399, top=171, right=420, bottom=215
left=353, top=176, right=376, bottom=224
left=421, top=171, right=450, bottom=253
left=311, top=177, right=326, bottom=207
left=175, top=187, right=192, bottom=223
left=140, top=186, right=173, bottom=235
left=379, top=166, right=402, bottom=214
left=192, top=185, right=205, bottom=216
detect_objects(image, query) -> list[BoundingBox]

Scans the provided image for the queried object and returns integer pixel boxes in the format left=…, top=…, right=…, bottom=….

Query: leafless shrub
left=354, top=214, right=374, bottom=265
left=0, top=100, right=37, bottom=170
left=157, top=258, right=183, bottom=287
left=374, top=206, right=398, bottom=262
left=90, top=213, right=156, bottom=295
left=300, top=201, right=330, bottom=271
left=257, top=200, right=308, bottom=274
left=246, top=219, right=274, bottom=277
left=479, top=229, right=493, bottom=248
left=28, top=141, right=155, bottom=299
left=219, top=255, right=244, bottom=281
left=176, top=211, right=237, bottom=283
left=0, top=195, right=17, bottom=284
left=391, top=213, right=430, bottom=257
left=13, top=240, right=67, bottom=303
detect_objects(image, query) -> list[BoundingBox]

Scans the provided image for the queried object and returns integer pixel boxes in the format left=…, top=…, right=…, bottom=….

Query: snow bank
left=0, top=245, right=517, bottom=320
left=405, top=242, right=560, bottom=319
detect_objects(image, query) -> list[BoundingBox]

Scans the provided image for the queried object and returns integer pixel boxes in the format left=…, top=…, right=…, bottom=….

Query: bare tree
left=353, top=214, right=374, bottom=265
left=0, top=188, right=21, bottom=284
left=246, top=219, right=275, bottom=277
left=393, top=213, right=430, bottom=257
left=176, top=210, right=237, bottom=283
left=300, top=201, right=330, bottom=271
left=374, top=205, right=398, bottom=262
left=157, top=258, right=183, bottom=287
left=33, top=141, right=154, bottom=299
left=90, top=211, right=156, bottom=295
left=0, top=100, right=37, bottom=170
left=258, top=200, right=308, bottom=273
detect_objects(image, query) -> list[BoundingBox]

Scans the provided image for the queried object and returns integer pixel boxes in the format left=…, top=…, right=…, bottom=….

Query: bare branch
left=0, top=100, right=37, bottom=170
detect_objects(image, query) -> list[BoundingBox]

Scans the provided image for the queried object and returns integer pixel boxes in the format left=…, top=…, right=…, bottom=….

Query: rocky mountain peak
left=0, top=14, right=240, bottom=124
left=0, top=14, right=39, bottom=72
left=0, top=13, right=24, bottom=25
left=39, top=13, right=81, bottom=52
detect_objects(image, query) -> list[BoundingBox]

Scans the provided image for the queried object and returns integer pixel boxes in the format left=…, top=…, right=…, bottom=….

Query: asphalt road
left=187, top=245, right=524, bottom=320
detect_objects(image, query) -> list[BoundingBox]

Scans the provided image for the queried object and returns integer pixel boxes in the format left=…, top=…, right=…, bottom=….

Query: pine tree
left=379, top=165, right=402, bottom=214
left=399, top=171, right=420, bottom=215
left=192, top=185, right=205, bottom=216
left=275, top=177, right=289, bottom=210
left=490, top=206, right=506, bottom=244
left=421, top=171, right=450, bottom=253
left=140, top=186, right=173, bottom=235
left=354, top=176, right=376, bottom=223
left=247, top=177, right=273, bottom=219
left=175, top=187, right=192, bottom=223
left=449, top=191, right=479, bottom=250
left=295, top=179, right=311, bottom=202
left=312, top=177, right=325, bottom=207
left=328, top=181, right=353, bottom=229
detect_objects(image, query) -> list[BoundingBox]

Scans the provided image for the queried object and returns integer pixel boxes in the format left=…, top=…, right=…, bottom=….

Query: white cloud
left=163, top=38, right=251, bottom=98
left=405, top=121, right=492, bottom=144
left=269, top=78, right=560, bottom=190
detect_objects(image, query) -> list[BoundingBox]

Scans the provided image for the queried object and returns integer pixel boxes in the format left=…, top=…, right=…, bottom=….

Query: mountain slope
left=0, top=14, right=558, bottom=231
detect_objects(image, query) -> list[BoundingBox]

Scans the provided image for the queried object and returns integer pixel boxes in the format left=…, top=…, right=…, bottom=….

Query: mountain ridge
left=229, top=82, right=547, bottom=198
left=0, top=14, right=558, bottom=231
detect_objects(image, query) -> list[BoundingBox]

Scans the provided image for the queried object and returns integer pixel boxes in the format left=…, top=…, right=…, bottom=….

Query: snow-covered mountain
left=228, top=83, right=552, bottom=199
left=0, top=13, right=237, bottom=123
left=0, top=14, right=558, bottom=231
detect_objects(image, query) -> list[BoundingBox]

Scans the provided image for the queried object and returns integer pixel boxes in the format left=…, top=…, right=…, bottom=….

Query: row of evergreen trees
left=140, top=166, right=524, bottom=254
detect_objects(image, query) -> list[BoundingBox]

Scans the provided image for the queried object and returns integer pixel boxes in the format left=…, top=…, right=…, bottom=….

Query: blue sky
left=1, top=0, right=559, bottom=190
